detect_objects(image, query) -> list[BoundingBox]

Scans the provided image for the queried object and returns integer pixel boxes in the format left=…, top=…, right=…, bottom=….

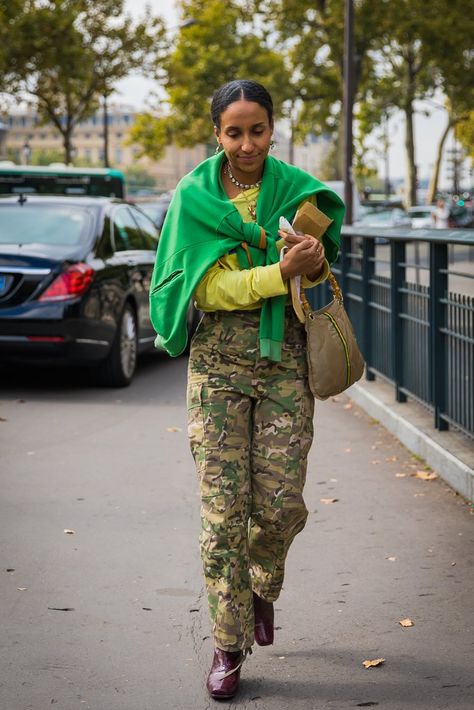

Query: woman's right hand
left=279, top=235, right=324, bottom=280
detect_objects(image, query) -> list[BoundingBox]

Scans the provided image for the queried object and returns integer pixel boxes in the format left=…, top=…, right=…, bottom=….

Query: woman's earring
left=215, top=143, right=222, bottom=154
left=270, top=139, right=276, bottom=151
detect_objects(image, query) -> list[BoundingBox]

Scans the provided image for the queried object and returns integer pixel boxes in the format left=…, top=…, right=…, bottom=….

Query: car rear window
left=140, top=203, right=168, bottom=229
left=0, top=205, right=93, bottom=246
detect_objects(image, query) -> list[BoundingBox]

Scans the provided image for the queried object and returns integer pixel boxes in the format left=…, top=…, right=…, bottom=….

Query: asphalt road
left=1, top=354, right=473, bottom=710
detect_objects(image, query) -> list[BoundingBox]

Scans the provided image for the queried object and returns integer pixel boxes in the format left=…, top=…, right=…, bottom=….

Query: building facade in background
left=2, top=105, right=330, bottom=192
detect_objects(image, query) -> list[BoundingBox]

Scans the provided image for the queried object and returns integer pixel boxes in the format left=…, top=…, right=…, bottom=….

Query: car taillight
left=39, top=263, right=94, bottom=302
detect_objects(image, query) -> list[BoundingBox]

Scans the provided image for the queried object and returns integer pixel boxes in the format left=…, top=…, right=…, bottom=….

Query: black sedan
left=137, top=194, right=172, bottom=232
left=0, top=195, right=161, bottom=386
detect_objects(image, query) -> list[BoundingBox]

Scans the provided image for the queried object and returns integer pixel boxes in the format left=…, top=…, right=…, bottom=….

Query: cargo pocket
left=187, top=376, right=205, bottom=476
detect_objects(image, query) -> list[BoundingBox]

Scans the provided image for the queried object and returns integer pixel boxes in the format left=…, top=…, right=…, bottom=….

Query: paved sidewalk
left=232, top=393, right=474, bottom=709
left=0, top=358, right=473, bottom=709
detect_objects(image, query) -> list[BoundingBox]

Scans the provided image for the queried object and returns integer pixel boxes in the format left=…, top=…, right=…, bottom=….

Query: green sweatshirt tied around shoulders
left=149, top=152, right=345, bottom=361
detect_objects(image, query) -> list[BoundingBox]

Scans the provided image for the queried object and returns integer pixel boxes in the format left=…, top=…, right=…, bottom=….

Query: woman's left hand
left=278, top=230, right=325, bottom=280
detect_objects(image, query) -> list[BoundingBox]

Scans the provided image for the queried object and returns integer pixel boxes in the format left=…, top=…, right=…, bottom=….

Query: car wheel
left=97, top=303, right=138, bottom=387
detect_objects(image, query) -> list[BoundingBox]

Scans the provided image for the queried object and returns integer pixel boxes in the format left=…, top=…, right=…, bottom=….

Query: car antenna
left=17, top=193, right=27, bottom=205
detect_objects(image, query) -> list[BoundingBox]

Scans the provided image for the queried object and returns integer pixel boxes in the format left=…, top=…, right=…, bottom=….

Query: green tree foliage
left=3, top=1, right=165, bottom=164
left=251, top=0, right=387, bottom=177
left=130, top=0, right=292, bottom=160
left=358, top=0, right=473, bottom=205
left=124, top=165, right=157, bottom=194
left=424, top=4, right=474, bottom=201
left=455, top=112, right=474, bottom=163
left=29, top=148, right=65, bottom=166
left=0, top=1, right=28, bottom=94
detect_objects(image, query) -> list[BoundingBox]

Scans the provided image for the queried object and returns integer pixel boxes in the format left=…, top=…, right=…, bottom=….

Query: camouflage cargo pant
left=187, top=308, right=314, bottom=652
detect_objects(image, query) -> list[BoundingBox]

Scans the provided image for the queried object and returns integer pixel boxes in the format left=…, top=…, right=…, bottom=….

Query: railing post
left=339, top=232, right=350, bottom=312
left=391, top=239, right=407, bottom=402
left=362, top=236, right=375, bottom=380
left=430, top=241, right=449, bottom=430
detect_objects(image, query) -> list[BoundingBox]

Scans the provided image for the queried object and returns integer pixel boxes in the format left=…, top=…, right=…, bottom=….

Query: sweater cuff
left=301, top=258, right=330, bottom=288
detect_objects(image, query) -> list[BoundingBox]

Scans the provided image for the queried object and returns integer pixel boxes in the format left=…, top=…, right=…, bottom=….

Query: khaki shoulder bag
left=283, top=201, right=365, bottom=401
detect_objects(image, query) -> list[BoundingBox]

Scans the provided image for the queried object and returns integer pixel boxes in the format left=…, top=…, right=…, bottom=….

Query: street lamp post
left=103, top=92, right=110, bottom=168
left=343, top=0, right=354, bottom=225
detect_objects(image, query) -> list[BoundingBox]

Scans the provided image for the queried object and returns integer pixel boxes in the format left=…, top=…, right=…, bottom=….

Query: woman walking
left=149, top=79, right=344, bottom=699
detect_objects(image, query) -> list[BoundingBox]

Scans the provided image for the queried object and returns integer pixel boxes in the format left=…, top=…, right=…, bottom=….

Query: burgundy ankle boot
left=206, top=648, right=243, bottom=699
left=253, top=592, right=274, bottom=646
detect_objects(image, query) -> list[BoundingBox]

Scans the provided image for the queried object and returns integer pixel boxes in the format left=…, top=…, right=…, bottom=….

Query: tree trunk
left=63, top=129, right=73, bottom=165
left=426, top=118, right=453, bottom=204
left=404, top=100, right=417, bottom=208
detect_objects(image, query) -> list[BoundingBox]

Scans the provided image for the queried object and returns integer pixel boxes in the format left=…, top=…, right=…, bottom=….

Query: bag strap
left=291, top=270, right=344, bottom=324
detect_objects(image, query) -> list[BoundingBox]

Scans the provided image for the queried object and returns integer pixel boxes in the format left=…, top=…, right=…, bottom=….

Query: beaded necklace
left=225, top=161, right=263, bottom=190
left=224, top=162, right=261, bottom=220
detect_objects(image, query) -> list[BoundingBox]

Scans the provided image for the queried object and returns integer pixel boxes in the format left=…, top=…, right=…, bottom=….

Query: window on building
left=114, top=148, right=123, bottom=164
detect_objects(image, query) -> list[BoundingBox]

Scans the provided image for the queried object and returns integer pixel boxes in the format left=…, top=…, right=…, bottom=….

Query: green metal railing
left=309, top=227, right=474, bottom=440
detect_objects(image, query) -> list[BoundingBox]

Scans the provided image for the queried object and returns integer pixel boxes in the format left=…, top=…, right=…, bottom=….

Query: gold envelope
left=292, top=200, right=333, bottom=241
left=289, top=201, right=333, bottom=322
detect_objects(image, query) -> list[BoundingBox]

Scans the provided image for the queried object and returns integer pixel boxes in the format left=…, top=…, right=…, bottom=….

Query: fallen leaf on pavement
left=363, top=658, right=385, bottom=669
left=399, top=618, right=414, bottom=627
left=344, top=403, right=353, bottom=410
left=63, top=529, right=75, bottom=534
left=371, top=460, right=381, bottom=465
left=166, top=427, right=182, bottom=433
left=0, top=416, right=7, bottom=422
left=320, top=498, right=339, bottom=504
left=395, top=473, right=407, bottom=478
left=344, top=448, right=351, bottom=453
left=386, top=556, right=397, bottom=561
left=17, top=587, right=27, bottom=591
left=413, top=471, right=438, bottom=481
left=385, top=456, right=398, bottom=462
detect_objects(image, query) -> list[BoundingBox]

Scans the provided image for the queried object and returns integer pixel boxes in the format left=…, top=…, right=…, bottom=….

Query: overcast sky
left=117, top=0, right=458, bottom=187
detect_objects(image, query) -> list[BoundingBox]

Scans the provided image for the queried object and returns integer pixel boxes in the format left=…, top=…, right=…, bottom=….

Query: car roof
left=0, top=194, right=122, bottom=205
left=0, top=195, right=134, bottom=211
